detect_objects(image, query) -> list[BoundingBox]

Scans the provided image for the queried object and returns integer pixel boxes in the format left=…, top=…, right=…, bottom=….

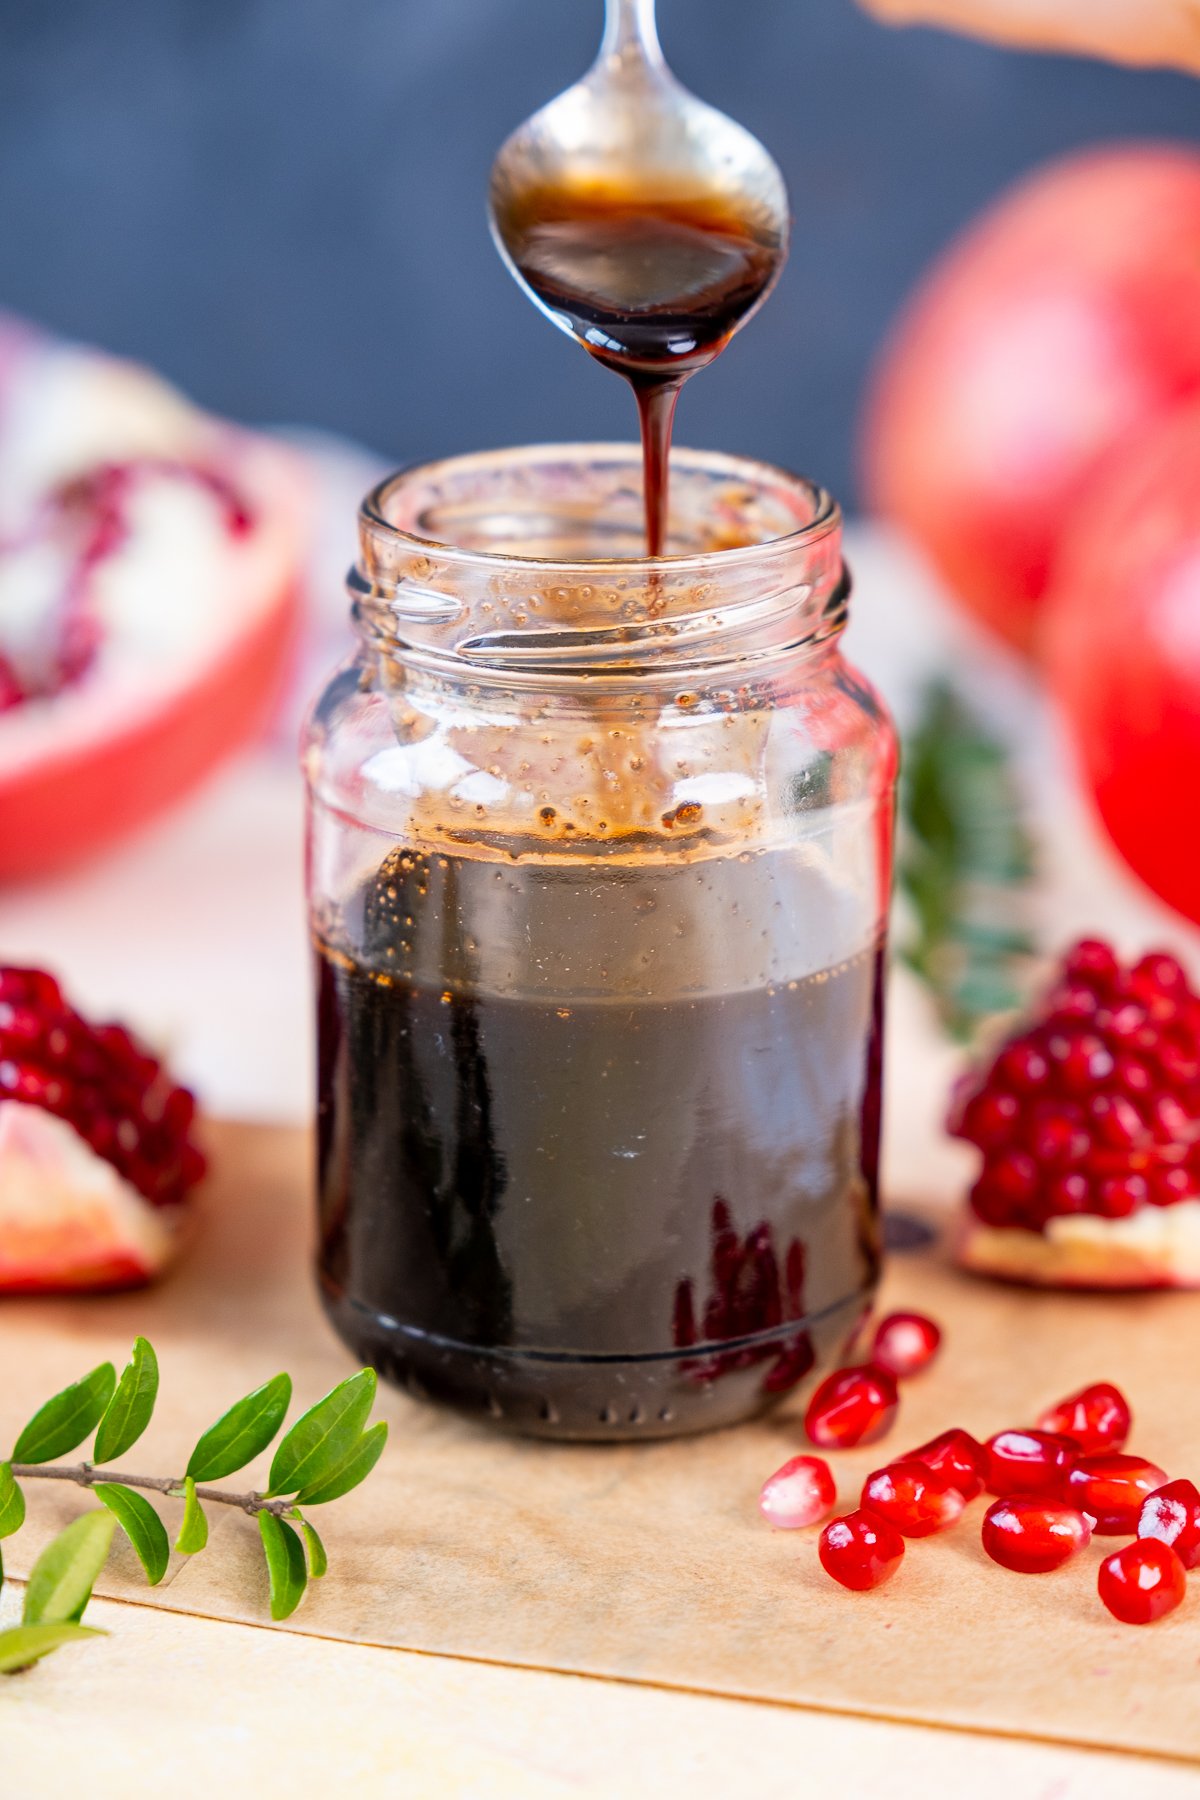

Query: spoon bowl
left=488, top=0, right=790, bottom=362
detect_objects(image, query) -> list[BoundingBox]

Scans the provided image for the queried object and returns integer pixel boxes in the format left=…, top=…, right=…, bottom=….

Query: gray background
left=1, top=0, right=1197, bottom=505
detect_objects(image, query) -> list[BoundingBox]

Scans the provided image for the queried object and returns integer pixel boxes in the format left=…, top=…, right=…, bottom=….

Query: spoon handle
left=601, top=0, right=663, bottom=66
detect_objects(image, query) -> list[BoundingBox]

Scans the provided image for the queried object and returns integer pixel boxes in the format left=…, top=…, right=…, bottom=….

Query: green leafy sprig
left=899, top=680, right=1037, bottom=1040
left=0, top=1337, right=387, bottom=1672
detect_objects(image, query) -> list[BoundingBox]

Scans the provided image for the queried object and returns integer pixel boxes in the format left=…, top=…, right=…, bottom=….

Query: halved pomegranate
left=0, top=965, right=204, bottom=1291
left=0, top=319, right=309, bottom=877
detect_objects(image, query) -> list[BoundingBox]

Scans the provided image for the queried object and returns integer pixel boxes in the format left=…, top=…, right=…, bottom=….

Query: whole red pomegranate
left=1045, top=398, right=1200, bottom=923
left=862, top=144, right=1200, bottom=655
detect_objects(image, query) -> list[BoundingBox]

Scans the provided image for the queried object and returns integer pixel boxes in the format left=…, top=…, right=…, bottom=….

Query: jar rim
left=359, top=441, right=840, bottom=575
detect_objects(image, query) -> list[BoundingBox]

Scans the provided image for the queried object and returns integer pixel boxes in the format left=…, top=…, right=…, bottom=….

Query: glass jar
left=304, top=444, right=897, bottom=1441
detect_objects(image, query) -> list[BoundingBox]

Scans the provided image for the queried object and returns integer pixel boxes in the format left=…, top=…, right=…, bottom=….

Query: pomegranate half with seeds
left=0, top=318, right=307, bottom=877
left=950, top=939, right=1200, bottom=1287
left=0, top=965, right=204, bottom=1290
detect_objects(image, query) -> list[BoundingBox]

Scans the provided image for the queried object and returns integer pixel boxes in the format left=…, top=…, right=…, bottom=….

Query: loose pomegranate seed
left=1065, top=1453, right=1170, bottom=1534
left=1138, top=1479, right=1200, bottom=1569
left=818, top=1509, right=905, bottom=1591
left=1036, top=1382, right=1131, bottom=1454
left=804, top=1364, right=899, bottom=1450
left=959, top=1089, right=1020, bottom=1149
left=870, top=1312, right=941, bottom=1379
left=981, top=1498, right=1093, bottom=1573
left=984, top=1429, right=1080, bottom=1498
left=860, top=1461, right=965, bottom=1537
left=758, top=1455, right=836, bottom=1530
left=1098, top=1540, right=1187, bottom=1625
left=907, top=1428, right=988, bottom=1501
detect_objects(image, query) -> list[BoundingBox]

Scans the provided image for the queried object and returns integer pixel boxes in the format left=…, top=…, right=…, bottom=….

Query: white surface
left=0, top=513, right=1196, bottom=1133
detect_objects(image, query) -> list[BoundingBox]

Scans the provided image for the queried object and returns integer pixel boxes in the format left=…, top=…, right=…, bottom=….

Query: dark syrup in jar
left=494, top=182, right=780, bottom=553
left=316, top=846, right=883, bottom=1440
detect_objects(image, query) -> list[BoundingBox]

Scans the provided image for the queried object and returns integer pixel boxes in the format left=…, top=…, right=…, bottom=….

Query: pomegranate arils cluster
left=951, top=939, right=1200, bottom=1229
left=0, top=965, right=205, bottom=1206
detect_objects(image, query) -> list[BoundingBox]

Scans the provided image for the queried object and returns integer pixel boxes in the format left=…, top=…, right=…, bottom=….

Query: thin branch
left=10, top=1463, right=294, bottom=1517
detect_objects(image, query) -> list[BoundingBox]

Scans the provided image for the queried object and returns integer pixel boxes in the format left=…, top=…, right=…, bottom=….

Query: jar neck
left=351, top=444, right=847, bottom=686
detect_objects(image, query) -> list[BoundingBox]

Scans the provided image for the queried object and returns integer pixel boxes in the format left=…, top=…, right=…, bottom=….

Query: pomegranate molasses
left=316, top=846, right=883, bottom=1439
left=493, top=181, right=781, bottom=552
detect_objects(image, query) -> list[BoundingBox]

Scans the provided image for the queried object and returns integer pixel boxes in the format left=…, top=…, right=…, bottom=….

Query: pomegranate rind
left=958, top=1202, right=1200, bottom=1290
left=0, top=1101, right=180, bottom=1293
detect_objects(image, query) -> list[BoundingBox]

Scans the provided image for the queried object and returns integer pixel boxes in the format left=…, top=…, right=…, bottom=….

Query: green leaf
left=898, top=680, right=1035, bottom=1041
left=174, top=1476, right=208, bottom=1555
left=267, top=1369, right=376, bottom=1497
left=0, top=1463, right=26, bottom=1539
left=290, top=1510, right=328, bottom=1579
left=258, top=1512, right=308, bottom=1620
left=12, top=1362, right=117, bottom=1464
left=96, top=1484, right=170, bottom=1586
left=186, top=1372, right=292, bottom=1484
left=22, top=1511, right=116, bottom=1625
left=94, top=1338, right=159, bottom=1465
left=294, top=1421, right=388, bottom=1507
left=0, top=1622, right=106, bottom=1673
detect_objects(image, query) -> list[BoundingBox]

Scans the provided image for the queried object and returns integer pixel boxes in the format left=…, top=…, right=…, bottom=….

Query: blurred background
left=2, top=0, right=1198, bottom=501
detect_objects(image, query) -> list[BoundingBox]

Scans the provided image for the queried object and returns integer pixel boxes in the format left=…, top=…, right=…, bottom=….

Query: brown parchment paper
left=3, top=1121, right=1199, bottom=1761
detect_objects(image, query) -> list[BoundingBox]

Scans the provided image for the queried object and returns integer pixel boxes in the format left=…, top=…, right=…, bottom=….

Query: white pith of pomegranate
left=0, top=322, right=308, bottom=877
left=949, top=938, right=1200, bottom=1288
left=0, top=964, right=205, bottom=1292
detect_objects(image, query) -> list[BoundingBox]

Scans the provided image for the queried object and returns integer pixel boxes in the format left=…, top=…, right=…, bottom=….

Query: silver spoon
left=487, top=0, right=790, bottom=364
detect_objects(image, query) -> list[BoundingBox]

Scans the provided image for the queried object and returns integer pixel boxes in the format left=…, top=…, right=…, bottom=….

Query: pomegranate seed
left=758, top=1455, right=836, bottom=1530
left=1051, top=1032, right=1115, bottom=1093
left=1138, top=1479, right=1200, bottom=1569
left=1044, top=1173, right=1091, bottom=1217
left=907, top=1428, right=988, bottom=1501
left=1037, top=1382, right=1131, bottom=1454
left=1098, top=1540, right=1187, bottom=1625
left=984, top=1429, right=1080, bottom=1499
left=1096, top=1174, right=1148, bottom=1218
left=1064, top=939, right=1120, bottom=986
left=804, top=1364, right=899, bottom=1450
left=960, top=1089, right=1020, bottom=1149
left=981, top=1498, right=1093, bottom=1573
left=1065, top=1453, right=1170, bottom=1534
left=1150, top=1166, right=1193, bottom=1207
left=996, top=1043, right=1049, bottom=1092
left=870, top=1312, right=941, bottom=1379
left=818, top=1510, right=905, bottom=1591
left=861, top=1461, right=965, bottom=1537
left=1133, top=951, right=1189, bottom=998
